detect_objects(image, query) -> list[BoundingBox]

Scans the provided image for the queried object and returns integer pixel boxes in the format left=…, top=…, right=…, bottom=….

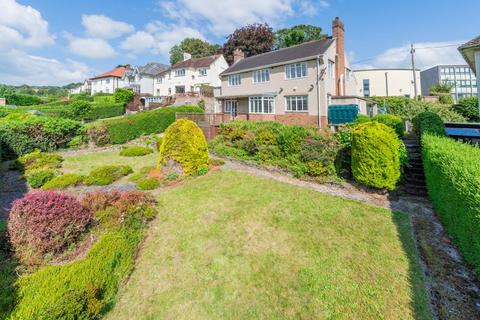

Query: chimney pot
left=233, top=48, right=245, bottom=64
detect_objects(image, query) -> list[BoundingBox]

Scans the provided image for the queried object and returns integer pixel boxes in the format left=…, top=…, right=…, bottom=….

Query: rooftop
left=458, top=36, right=480, bottom=74
left=138, top=62, right=169, bottom=76
left=172, top=55, right=221, bottom=69
left=91, top=66, right=130, bottom=80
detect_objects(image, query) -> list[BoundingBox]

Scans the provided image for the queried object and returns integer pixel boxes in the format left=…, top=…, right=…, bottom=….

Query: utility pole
left=410, top=44, right=418, bottom=98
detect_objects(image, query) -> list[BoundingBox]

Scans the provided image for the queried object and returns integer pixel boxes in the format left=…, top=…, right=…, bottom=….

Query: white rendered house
left=90, top=65, right=134, bottom=95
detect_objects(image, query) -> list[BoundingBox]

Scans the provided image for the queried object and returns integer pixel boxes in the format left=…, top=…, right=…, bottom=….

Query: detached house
left=215, top=17, right=361, bottom=128
left=90, top=65, right=135, bottom=95
left=153, top=53, right=228, bottom=97
left=132, top=62, right=169, bottom=95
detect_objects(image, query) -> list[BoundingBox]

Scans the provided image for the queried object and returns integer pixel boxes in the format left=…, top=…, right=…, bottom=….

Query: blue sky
left=1, top=0, right=479, bottom=85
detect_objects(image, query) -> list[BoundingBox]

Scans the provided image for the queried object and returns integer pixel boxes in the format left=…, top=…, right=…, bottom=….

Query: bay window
left=249, top=96, right=274, bottom=114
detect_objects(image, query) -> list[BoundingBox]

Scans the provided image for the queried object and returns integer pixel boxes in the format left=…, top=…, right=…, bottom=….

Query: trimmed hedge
left=371, top=114, right=404, bottom=138
left=351, top=122, right=400, bottom=190
left=422, top=133, right=480, bottom=274
left=89, top=106, right=203, bottom=145
left=412, top=111, right=446, bottom=137
left=159, top=119, right=209, bottom=176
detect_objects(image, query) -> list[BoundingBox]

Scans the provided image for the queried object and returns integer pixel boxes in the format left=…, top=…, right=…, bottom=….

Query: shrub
left=372, top=114, right=404, bottom=138
left=300, top=136, right=340, bottom=166
left=412, top=111, right=446, bottom=137
left=87, top=124, right=110, bottom=146
left=7, top=191, right=91, bottom=265
left=0, top=116, right=81, bottom=158
left=26, top=168, right=57, bottom=188
left=119, top=146, right=154, bottom=157
left=86, top=102, right=124, bottom=120
left=209, top=158, right=225, bottom=166
left=351, top=122, right=400, bottom=190
left=88, top=106, right=203, bottom=145
left=84, top=165, right=133, bottom=186
left=66, top=100, right=93, bottom=120
left=14, top=150, right=63, bottom=171
left=159, top=119, right=209, bottom=176
left=42, top=173, right=83, bottom=190
left=114, top=88, right=135, bottom=104
left=136, top=177, right=160, bottom=190
left=422, top=133, right=480, bottom=274
left=4, top=93, right=43, bottom=106
left=453, top=97, right=479, bottom=122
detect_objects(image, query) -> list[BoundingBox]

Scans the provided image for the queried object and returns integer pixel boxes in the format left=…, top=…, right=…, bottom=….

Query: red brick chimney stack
left=332, top=17, right=345, bottom=96
left=233, top=48, right=245, bottom=64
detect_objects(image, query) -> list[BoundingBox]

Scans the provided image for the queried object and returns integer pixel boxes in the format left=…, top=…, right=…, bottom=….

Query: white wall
left=90, top=77, right=131, bottom=95
left=353, top=69, right=421, bottom=98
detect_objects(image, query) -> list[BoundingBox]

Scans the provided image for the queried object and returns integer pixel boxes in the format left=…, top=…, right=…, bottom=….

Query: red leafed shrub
left=8, top=191, right=92, bottom=265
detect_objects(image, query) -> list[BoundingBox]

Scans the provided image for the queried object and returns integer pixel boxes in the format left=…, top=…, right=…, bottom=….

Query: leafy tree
left=223, top=23, right=275, bottom=65
left=114, top=88, right=135, bottom=104
left=453, top=97, right=479, bottom=122
left=429, top=83, right=454, bottom=104
left=274, top=25, right=327, bottom=48
left=169, top=38, right=221, bottom=65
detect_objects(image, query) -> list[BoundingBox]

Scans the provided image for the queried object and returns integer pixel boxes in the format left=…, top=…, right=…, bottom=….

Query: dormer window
left=175, top=69, right=186, bottom=77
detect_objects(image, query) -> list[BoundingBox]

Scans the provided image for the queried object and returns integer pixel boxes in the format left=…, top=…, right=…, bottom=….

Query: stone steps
left=402, top=138, right=428, bottom=197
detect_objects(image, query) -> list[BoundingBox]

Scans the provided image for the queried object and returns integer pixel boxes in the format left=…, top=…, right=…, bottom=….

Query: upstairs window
left=175, top=69, right=186, bottom=77
left=199, top=68, right=207, bottom=76
left=363, top=79, right=370, bottom=97
left=156, top=77, right=163, bottom=84
left=228, top=74, right=241, bottom=86
left=327, top=60, right=335, bottom=79
left=252, top=69, right=270, bottom=83
left=285, top=62, right=307, bottom=79
left=105, top=79, right=110, bottom=84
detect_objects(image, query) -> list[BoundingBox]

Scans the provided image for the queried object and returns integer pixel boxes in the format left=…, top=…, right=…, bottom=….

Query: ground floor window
left=285, top=95, right=308, bottom=112
left=248, top=96, right=274, bottom=114
left=175, top=86, right=185, bottom=93
left=225, top=99, right=237, bottom=114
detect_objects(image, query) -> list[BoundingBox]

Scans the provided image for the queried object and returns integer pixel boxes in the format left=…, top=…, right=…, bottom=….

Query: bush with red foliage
left=8, top=191, right=92, bottom=265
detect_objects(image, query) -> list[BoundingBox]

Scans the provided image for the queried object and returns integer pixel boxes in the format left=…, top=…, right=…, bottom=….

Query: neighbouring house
left=354, top=68, right=421, bottom=98
left=90, top=65, right=135, bottom=95
left=131, top=62, right=169, bottom=95
left=420, top=64, right=477, bottom=102
left=69, top=79, right=91, bottom=95
left=213, top=17, right=358, bottom=128
left=153, top=54, right=229, bottom=97
left=458, top=36, right=480, bottom=101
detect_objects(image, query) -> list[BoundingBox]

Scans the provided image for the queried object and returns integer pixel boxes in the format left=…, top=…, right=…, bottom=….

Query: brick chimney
left=233, top=48, right=245, bottom=64
left=332, top=17, right=345, bottom=96
left=183, top=52, right=192, bottom=61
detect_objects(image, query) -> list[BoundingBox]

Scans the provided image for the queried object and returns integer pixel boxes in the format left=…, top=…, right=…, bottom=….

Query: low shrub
left=136, top=177, right=160, bottom=190
left=422, top=133, right=480, bottom=274
left=25, top=168, right=57, bottom=188
left=88, top=106, right=203, bottom=145
left=372, top=114, right=404, bottom=138
left=209, top=158, right=225, bottom=166
left=13, top=150, right=63, bottom=172
left=42, top=173, right=83, bottom=190
left=120, top=146, right=154, bottom=157
left=7, top=191, right=91, bottom=265
left=159, top=119, right=209, bottom=176
left=453, top=97, right=479, bottom=122
left=351, top=122, right=400, bottom=190
left=84, top=165, right=133, bottom=185
left=87, top=124, right=110, bottom=146
left=412, top=111, right=446, bottom=137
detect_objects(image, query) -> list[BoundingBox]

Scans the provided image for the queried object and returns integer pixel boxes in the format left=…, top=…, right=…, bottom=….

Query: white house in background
left=69, top=79, right=91, bottom=95
left=131, top=62, right=169, bottom=95
left=153, top=53, right=229, bottom=97
left=90, top=65, right=134, bottom=95
left=353, top=68, right=421, bottom=98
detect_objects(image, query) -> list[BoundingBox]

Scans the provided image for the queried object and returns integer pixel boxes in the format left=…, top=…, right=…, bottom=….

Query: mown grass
left=106, top=170, right=431, bottom=320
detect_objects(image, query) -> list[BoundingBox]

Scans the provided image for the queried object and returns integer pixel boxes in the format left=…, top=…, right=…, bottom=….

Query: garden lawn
left=106, top=170, right=431, bottom=320
left=62, top=150, right=157, bottom=176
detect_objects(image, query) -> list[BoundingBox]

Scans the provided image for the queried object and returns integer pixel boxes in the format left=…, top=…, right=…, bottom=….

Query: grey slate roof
left=459, top=36, right=480, bottom=50
left=138, top=62, right=169, bottom=76
left=458, top=36, right=480, bottom=74
left=172, top=55, right=221, bottom=69
left=221, top=38, right=334, bottom=75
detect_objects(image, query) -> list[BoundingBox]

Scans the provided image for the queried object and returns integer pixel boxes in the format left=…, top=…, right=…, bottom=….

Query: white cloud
left=81, top=14, right=134, bottom=39
left=157, top=0, right=324, bottom=36
left=0, top=49, right=90, bottom=85
left=120, top=31, right=155, bottom=54
left=0, top=0, right=54, bottom=49
left=66, top=35, right=116, bottom=59
left=354, top=41, right=466, bottom=70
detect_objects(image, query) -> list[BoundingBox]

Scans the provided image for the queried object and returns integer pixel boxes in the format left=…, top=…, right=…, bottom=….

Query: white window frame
left=285, top=95, right=308, bottom=112
left=175, top=69, right=186, bottom=77
left=199, top=68, right=207, bottom=77
left=156, top=77, right=163, bottom=84
left=248, top=96, right=275, bottom=114
left=225, top=99, right=237, bottom=113
left=228, top=74, right=241, bottom=86
left=327, top=60, right=335, bottom=79
left=252, top=68, right=270, bottom=83
left=285, top=62, right=307, bottom=80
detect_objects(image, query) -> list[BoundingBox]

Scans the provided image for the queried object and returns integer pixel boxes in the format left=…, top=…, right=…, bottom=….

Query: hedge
left=90, top=106, right=203, bottom=145
left=422, top=133, right=480, bottom=274
left=351, top=122, right=400, bottom=190
left=371, top=114, right=404, bottom=138
left=412, top=111, right=446, bottom=137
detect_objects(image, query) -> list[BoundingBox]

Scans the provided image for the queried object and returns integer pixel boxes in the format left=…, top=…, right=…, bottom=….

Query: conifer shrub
left=25, top=168, right=57, bottom=188
left=84, top=165, right=133, bottom=186
left=412, top=111, right=446, bottom=137
left=351, top=122, right=400, bottom=190
left=119, top=146, right=153, bottom=157
left=7, top=191, right=92, bottom=265
left=41, top=173, right=83, bottom=190
left=158, top=119, right=209, bottom=176
left=136, top=177, right=160, bottom=190
left=371, top=114, right=404, bottom=138
left=13, top=150, right=63, bottom=172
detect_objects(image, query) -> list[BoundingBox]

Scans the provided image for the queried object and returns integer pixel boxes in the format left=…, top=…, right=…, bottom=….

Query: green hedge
left=422, top=133, right=480, bottom=274
left=91, top=106, right=203, bottom=145
left=371, top=114, right=404, bottom=138
left=412, top=111, right=446, bottom=137
left=351, top=122, right=400, bottom=190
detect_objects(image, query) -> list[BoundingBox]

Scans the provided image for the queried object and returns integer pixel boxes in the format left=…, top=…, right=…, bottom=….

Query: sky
left=1, top=0, right=479, bottom=86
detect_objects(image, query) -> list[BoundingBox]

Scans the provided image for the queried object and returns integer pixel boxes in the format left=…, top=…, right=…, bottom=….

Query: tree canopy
left=223, top=23, right=275, bottom=65
left=274, top=25, right=327, bottom=48
left=169, top=38, right=221, bottom=65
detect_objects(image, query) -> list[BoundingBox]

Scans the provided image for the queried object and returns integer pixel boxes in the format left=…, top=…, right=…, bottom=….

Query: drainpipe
left=316, top=55, right=323, bottom=128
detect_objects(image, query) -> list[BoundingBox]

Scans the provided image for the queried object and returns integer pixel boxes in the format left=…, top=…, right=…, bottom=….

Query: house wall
left=354, top=69, right=421, bottom=98
left=139, top=75, right=154, bottom=95
left=91, top=77, right=131, bottom=95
